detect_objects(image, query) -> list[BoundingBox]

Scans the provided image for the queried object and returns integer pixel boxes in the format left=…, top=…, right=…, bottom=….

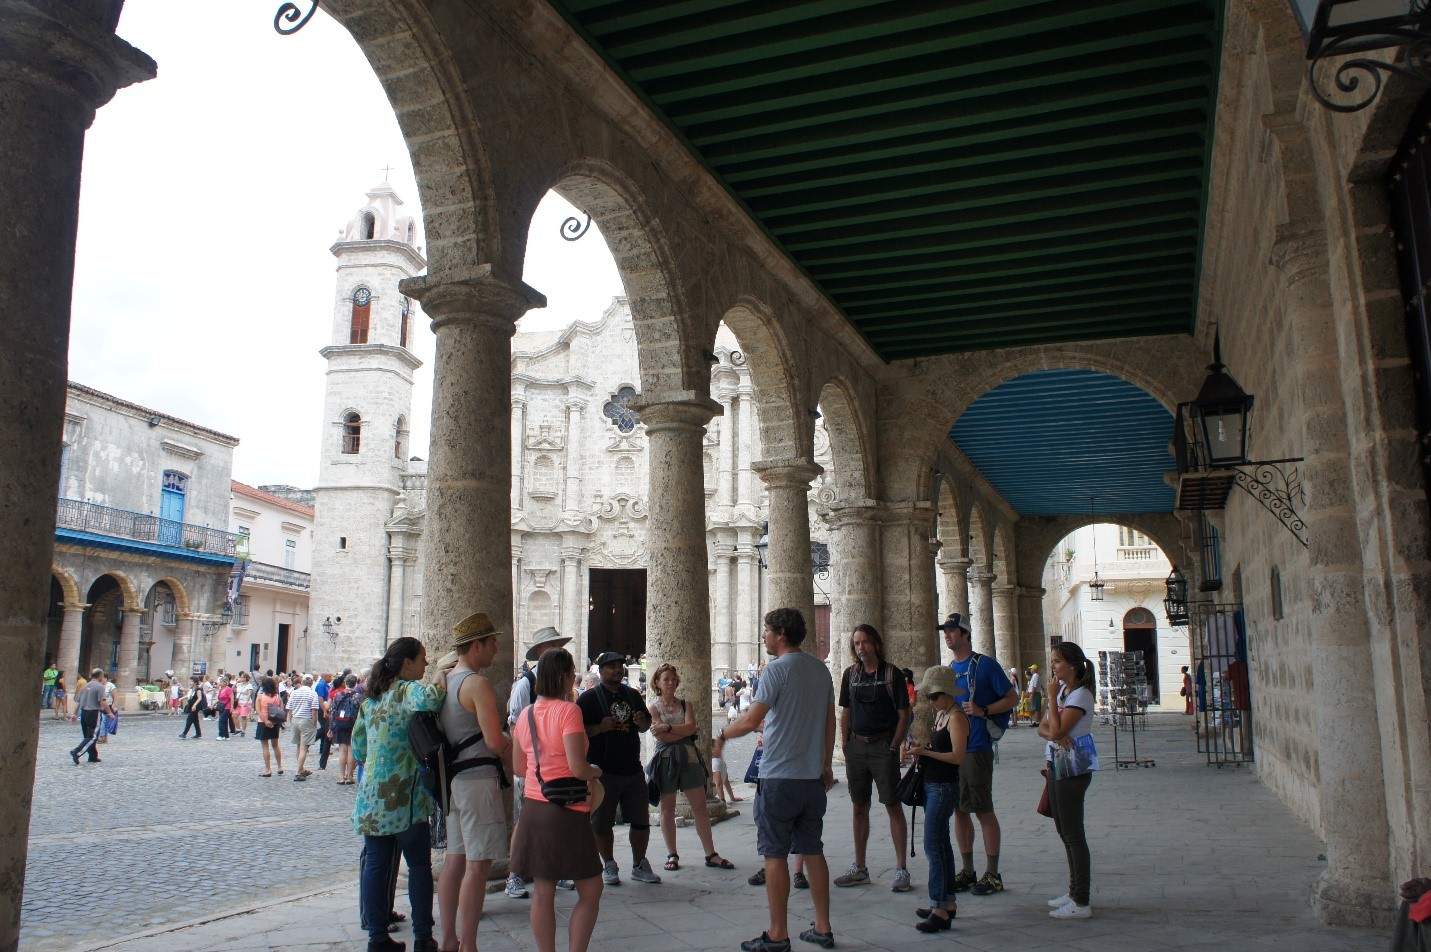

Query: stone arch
left=814, top=377, right=874, bottom=502
left=718, top=298, right=806, bottom=463
left=50, top=564, right=79, bottom=605
left=324, top=0, right=499, bottom=274
left=83, top=570, right=139, bottom=612
left=543, top=163, right=697, bottom=398
left=146, top=576, right=190, bottom=617
left=1013, top=513, right=1187, bottom=592
left=934, top=477, right=966, bottom=557
left=993, top=521, right=1015, bottom=580
left=967, top=503, right=995, bottom=573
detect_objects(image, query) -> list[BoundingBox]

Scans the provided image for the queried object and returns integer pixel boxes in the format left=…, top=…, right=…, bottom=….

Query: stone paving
left=25, top=713, right=1386, bottom=952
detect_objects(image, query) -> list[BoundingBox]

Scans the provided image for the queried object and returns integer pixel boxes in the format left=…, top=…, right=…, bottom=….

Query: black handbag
left=895, top=758, right=924, bottom=858
left=527, top=705, right=588, bottom=807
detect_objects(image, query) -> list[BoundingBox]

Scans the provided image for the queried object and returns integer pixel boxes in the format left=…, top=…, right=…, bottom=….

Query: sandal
left=664, top=853, right=680, bottom=871
left=259, top=772, right=272, bottom=778
left=705, top=853, right=735, bottom=870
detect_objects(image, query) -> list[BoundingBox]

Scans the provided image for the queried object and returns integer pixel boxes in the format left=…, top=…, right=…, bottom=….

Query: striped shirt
left=287, top=685, right=321, bottom=720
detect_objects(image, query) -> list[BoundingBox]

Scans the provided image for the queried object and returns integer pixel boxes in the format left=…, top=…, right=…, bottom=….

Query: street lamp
left=321, top=616, right=341, bottom=647
left=1288, top=1, right=1431, bottom=112
left=1189, top=333, right=1254, bottom=468
left=1164, top=566, right=1190, bottom=627
left=754, top=522, right=770, bottom=570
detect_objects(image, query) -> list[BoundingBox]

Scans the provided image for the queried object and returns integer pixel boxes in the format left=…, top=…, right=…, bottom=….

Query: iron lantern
left=1089, top=573, right=1106, bottom=602
left=1164, top=566, right=1190, bottom=626
left=1190, top=334, right=1254, bottom=468
left=1289, top=1, right=1425, bottom=57
left=754, top=522, right=770, bottom=570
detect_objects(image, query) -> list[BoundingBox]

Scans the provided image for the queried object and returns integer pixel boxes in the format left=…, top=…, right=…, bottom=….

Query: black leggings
left=1047, top=771, right=1092, bottom=905
left=182, top=709, right=203, bottom=738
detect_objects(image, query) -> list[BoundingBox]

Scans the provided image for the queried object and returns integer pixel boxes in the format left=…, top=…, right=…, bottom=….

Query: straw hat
left=917, top=665, right=967, bottom=700
left=451, top=611, right=501, bottom=649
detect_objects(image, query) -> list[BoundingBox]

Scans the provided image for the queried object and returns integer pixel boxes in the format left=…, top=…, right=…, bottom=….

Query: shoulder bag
left=526, top=704, right=588, bottom=807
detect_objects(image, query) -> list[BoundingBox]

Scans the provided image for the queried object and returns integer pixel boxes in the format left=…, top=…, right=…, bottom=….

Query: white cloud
left=74, top=2, right=623, bottom=487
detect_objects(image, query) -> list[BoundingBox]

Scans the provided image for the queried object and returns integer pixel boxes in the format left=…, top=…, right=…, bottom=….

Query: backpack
left=407, top=678, right=508, bottom=815
left=969, top=653, right=1011, bottom=741
left=332, top=691, right=359, bottom=727
left=844, top=662, right=900, bottom=709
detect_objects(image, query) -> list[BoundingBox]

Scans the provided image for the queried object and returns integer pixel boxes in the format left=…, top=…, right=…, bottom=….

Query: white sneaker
left=504, top=875, right=528, bottom=899
left=891, top=868, right=912, bottom=892
left=630, top=858, right=662, bottom=884
left=1050, top=903, right=1092, bottom=919
left=557, top=879, right=576, bottom=890
left=1047, top=894, right=1072, bottom=908
left=602, top=861, right=621, bottom=886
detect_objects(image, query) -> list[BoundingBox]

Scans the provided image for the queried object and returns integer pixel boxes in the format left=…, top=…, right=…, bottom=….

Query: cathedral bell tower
left=309, top=181, right=425, bottom=669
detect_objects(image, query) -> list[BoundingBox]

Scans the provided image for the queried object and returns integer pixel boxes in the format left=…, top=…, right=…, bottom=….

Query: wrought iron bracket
left=275, top=2, right=320, bottom=35
left=1230, top=459, right=1309, bottom=548
left=561, top=213, right=592, bottom=241
left=1306, top=5, right=1431, bottom=113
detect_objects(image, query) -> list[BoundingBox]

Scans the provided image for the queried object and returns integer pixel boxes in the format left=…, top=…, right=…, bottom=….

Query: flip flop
left=705, top=854, right=735, bottom=870
left=664, top=853, right=680, bottom=871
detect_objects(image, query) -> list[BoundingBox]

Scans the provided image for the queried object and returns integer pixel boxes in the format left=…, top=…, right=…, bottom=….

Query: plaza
left=28, top=713, right=1379, bottom=952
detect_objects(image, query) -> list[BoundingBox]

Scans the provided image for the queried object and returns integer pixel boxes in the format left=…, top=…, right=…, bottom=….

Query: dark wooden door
left=587, top=569, right=647, bottom=661
left=1389, top=94, right=1431, bottom=522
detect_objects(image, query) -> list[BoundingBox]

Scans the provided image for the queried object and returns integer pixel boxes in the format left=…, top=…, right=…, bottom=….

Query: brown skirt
left=510, top=797, right=603, bottom=882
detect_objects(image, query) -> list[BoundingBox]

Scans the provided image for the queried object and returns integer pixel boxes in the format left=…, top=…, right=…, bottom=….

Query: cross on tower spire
left=379, top=164, right=395, bottom=184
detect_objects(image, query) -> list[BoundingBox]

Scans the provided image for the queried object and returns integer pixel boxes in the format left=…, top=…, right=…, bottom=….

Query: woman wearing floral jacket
left=351, top=636, right=445, bottom=952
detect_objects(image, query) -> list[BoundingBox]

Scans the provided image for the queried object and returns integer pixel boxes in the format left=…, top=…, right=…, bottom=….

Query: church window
left=531, top=455, right=557, bottom=497
left=399, top=298, right=411, bottom=349
left=284, top=538, right=297, bottom=569
left=615, top=455, right=636, bottom=492
left=394, top=415, right=408, bottom=459
left=361, top=212, right=376, bottom=240
left=342, top=412, right=362, bottom=455
left=350, top=287, right=372, bottom=344
left=602, top=386, right=640, bottom=433
left=338, top=536, right=347, bottom=550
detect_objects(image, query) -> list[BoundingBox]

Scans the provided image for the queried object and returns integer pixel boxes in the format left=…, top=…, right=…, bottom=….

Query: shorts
left=845, top=733, right=899, bottom=806
left=958, top=749, right=995, bottom=814
left=290, top=718, right=317, bottom=748
left=1031, top=693, right=1043, bottom=713
left=447, top=773, right=509, bottom=862
left=590, top=771, right=650, bottom=834
left=754, top=778, right=827, bottom=858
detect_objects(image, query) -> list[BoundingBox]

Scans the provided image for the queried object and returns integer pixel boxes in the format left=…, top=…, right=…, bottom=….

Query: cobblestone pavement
left=26, top=713, right=1386, bottom=952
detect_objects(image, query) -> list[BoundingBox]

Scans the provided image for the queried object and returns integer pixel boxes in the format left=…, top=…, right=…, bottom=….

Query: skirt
left=510, top=798, right=603, bottom=882
left=254, top=723, right=281, bottom=742
left=237, top=703, right=253, bottom=717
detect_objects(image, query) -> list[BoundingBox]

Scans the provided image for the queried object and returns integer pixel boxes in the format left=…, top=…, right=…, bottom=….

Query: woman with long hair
left=254, top=676, right=285, bottom=776
left=52, top=672, right=67, bottom=719
left=352, top=636, right=443, bottom=952
left=510, top=648, right=604, bottom=952
left=646, top=664, right=735, bottom=873
left=1037, top=641, right=1100, bottom=920
left=911, top=666, right=968, bottom=932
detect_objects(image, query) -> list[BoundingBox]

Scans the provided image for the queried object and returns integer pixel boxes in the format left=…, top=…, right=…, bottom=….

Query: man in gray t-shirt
left=719, top=608, right=836, bottom=952
left=70, top=669, right=111, bottom=765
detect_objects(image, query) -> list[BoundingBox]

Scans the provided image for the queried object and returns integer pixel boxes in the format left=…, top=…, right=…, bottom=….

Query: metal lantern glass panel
left=1164, top=566, right=1190, bottom=626
left=1089, top=573, right=1106, bottom=602
left=1192, top=341, right=1254, bottom=467
left=1289, top=0, right=1421, bottom=56
left=754, top=523, right=770, bottom=570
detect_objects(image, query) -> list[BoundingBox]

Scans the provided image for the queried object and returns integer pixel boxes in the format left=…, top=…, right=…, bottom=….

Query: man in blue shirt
left=939, top=613, right=1017, bottom=897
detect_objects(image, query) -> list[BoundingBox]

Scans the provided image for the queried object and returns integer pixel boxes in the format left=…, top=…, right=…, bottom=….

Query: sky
left=73, top=3, right=624, bottom=489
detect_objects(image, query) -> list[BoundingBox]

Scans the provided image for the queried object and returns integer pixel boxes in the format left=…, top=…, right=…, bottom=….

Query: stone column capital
left=400, top=265, right=546, bottom=333
left=714, top=543, right=738, bottom=558
left=120, top=606, right=144, bottom=618
left=1269, top=224, right=1329, bottom=289
left=824, top=501, right=884, bottom=530
left=630, top=392, right=721, bottom=431
left=937, top=555, right=973, bottom=572
left=735, top=546, right=757, bottom=563
left=0, top=2, right=156, bottom=115
left=564, top=397, right=587, bottom=412
left=559, top=547, right=584, bottom=564
left=992, top=584, right=1018, bottom=598
left=752, top=457, right=823, bottom=489
left=511, top=393, right=527, bottom=408
left=1015, top=585, right=1046, bottom=599
left=61, top=600, right=89, bottom=612
left=969, top=571, right=997, bottom=586
left=878, top=500, right=936, bottom=530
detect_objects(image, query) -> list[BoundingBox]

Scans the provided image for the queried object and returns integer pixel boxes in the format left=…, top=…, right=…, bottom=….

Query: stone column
left=992, top=584, right=1019, bottom=670
left=753, top=458, right=823, bottom=637
left=938, top=555, right=972, bottom=621
left=208, top=621, right=230, bottom=677
left=878, top=503, right=938, bottom=670
left=825, top=503, right=883, bottom=681
left=713, top=543, right=735, bottom=674
left=560, top=547, right=584, bottom=661
left=170, top=613, right=196, bottom=679
left=0, top=8, right=153, bottom=941
left=562, top=397, right=585, bottom=518
left=511, top=548, right=524, bottom=651
left=1015, top=585, right=1046, bottom=672
left=736, top=387, right=756, bottom=506
left=116, top=607, right=142, bottom=691
left=968, top=571, right=996, bottom=656
left=510, top=394, right=526, bottom=509
left=735, top=547, right=757, bottom=672
left=402, top=267, right=544, bottom=701
left=56, top=601, right=85, bottom=685
left=631, top=394, right=721, bottom=773
left=716, top=388, right=736, bottom=508
left=386, top=550, right=410, bottom=644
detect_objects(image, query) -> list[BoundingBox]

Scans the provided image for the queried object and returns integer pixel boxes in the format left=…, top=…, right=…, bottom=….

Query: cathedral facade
left=309, top=186, right=833, bottom=675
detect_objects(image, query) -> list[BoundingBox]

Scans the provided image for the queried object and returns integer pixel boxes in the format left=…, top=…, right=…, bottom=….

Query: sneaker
left=70, top=751, right=79, bottom=766
left=740, top=933, right=791, bottom=952
left=630, top=858, right=662, bottom=884
left=748, top=868, right=767, bottom=887
left=798, top=925, right=835, bottom=948
left=949, top=869, right=976, bottom=893
left=1050, top=903, right=1091, bottom=920
left=1047, top=894, right=1072, bottom=908
left=602, top=861, right=621, bottom=886
left=833, top=864, right=869, bottom=887
left=970, top=872, right=1003, bottom=896
left=793, top=871, right=810, bottom=890
left=504, top=874, right=528, bottom=899
left=891, top=868, right=912, bottom=893
left=557, top=879, right=575, bottom=890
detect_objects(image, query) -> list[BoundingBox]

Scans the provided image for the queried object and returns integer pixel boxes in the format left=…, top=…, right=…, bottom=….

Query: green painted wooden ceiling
left=547, top=0, right=1223, bottom=359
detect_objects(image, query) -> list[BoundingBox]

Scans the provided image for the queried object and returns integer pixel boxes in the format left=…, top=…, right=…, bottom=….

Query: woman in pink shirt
left=217, top=677, right=235, bottom=739
left=511, top=648, right=604, bottom=952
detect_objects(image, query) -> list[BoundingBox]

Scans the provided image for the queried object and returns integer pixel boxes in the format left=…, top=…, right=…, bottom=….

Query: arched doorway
left=44, top=577, right=64, bottom=667
left=1123, top=606, right=1159, bottom=704
left=80, top=576, right=125, bottom=676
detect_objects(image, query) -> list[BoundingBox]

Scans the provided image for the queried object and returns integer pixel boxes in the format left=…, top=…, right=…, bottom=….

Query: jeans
left=318, top=716, right=332, bottom=769
left=1048, top=770, right=1093, bottom=905
left=41, top=684, right=54, bottom=709
left=218, top=707, right=232, bottom=738
left=71, top=710, right=101, bottom=762
left=923, top=782, right=958, bottom=907
left=361, top=822, right=433, bottom=942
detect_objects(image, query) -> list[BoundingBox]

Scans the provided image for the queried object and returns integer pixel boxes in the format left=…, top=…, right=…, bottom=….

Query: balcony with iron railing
left=244, top=560, right=311, bottom=590
left=56, top=498, right=239, bottom=561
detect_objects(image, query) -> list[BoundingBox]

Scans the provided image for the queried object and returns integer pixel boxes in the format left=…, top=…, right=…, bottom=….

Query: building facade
left=226, top=481, right=313, bottom=675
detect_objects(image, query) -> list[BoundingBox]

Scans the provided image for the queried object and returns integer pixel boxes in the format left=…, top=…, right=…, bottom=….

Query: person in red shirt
left=216, top=677, right=235, bottom=740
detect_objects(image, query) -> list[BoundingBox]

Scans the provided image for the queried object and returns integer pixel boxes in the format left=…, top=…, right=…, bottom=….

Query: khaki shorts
left=958, top=749, right=995, bottom=814
left=290, top=717, right=316, bottom=749
left=844, top=733, right=900, bottom=806
left=447, top=773, right=509, bottom=862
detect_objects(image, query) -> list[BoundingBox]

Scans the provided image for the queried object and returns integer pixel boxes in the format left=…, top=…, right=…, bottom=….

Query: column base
left=1312, top=867, right=1397, bottom=929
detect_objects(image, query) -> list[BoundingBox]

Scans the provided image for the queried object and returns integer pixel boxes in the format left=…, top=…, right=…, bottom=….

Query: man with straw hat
left=502, top=626, right=571, bottom=899
left=436, top=612, right=510, bottom=952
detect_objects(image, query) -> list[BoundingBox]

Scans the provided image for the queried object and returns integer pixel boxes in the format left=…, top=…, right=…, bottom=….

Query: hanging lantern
left=1089, top=572, right=1106, bottom=602
left=1190, top=333, right=1254, bottom=468
left=1164, top=566, right=1190, bottom=626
